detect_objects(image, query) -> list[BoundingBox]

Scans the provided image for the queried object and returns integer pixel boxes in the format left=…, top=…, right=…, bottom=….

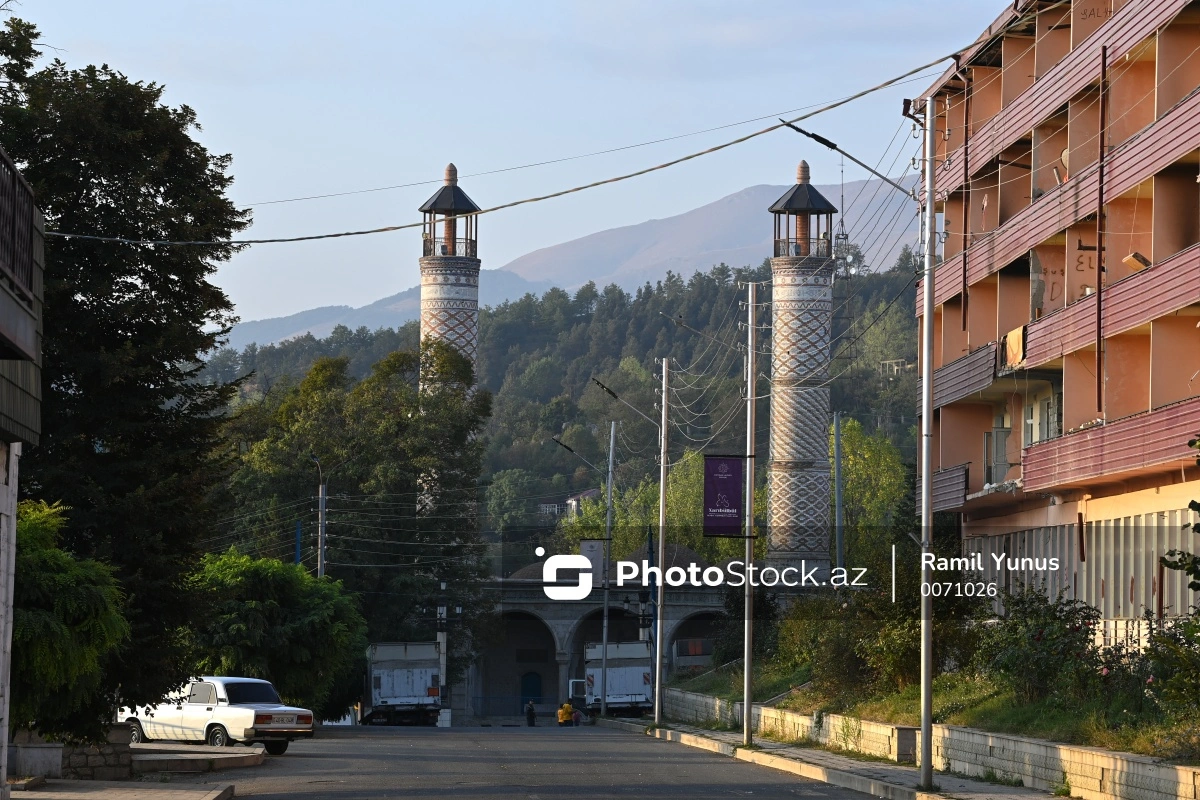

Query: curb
left=734, top=749, right=939, bottom=800
left=198, top=787, right=236, bottom=800
left=599, top=719, right=941, bottom=800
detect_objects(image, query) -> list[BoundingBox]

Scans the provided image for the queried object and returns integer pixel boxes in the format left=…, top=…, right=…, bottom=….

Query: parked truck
left=569, top=640, right=653, bottom=715
left=360, top=642, right=441, bottom=726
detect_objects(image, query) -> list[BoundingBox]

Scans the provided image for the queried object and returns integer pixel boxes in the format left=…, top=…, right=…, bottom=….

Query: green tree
left=220, top=342, right=494, bottom=683
left=12, top=502, right=128, bottom=739
left=0, top=19, right=248, bottom=716
left=191, top=550, right=368, bottom=721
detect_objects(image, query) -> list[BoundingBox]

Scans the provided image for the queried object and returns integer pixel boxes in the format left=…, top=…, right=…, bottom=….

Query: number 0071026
left=920, top=581, right=997, bottom=597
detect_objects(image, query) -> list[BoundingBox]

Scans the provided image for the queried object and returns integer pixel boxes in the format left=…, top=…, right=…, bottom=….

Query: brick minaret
left=767, top=161, right=837, bottom=573
left=418, top=163, right=482, bottom=377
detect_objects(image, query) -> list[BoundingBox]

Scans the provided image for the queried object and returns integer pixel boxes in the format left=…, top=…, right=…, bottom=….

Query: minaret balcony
left=773, top=237, right=832, bottom=258
left=422, top=236, right=477, bottom=258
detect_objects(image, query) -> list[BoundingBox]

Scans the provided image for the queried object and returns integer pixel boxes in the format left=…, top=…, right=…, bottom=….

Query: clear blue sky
left=23, top=0, right=999, bottom=322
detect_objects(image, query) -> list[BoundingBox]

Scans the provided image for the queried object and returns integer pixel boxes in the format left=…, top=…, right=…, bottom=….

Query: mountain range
left=226, top=176, right=918, bottom=350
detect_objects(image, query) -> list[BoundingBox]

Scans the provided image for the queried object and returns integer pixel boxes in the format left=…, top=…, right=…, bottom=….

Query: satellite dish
left=1060, top=148, right=1070, bottom=170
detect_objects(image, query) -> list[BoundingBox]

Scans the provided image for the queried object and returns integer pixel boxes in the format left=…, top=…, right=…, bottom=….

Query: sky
left=21, top=0, right=1000, bottom=322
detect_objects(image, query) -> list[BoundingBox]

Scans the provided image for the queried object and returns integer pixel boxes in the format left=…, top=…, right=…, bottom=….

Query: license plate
left=272, top=715, right=295, bottom=725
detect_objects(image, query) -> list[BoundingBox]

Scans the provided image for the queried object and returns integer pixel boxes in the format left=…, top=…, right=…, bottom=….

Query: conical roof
left=418, top=162, right=481, bottom=214
left=768, top=160, right=838, bottom=215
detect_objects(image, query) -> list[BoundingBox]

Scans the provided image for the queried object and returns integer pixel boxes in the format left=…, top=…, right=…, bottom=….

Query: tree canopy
left=0, top=17, right=248, bottom=718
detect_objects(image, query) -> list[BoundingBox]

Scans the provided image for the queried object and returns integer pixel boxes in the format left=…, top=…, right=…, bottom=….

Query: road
left=156, top=726, right=871, bottom=799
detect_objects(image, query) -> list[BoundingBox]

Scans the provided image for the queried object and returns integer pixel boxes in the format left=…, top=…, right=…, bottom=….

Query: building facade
left=916, top=0, right=1200, bottom=633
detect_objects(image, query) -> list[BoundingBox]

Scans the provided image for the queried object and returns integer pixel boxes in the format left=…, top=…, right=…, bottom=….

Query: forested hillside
left=203, top=246, right=920, bottom=551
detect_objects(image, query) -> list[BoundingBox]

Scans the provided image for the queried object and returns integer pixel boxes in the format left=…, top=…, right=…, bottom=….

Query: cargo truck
left=569, top=640, right=653, bottom=715
left=360, top=642, right=441, bottom=726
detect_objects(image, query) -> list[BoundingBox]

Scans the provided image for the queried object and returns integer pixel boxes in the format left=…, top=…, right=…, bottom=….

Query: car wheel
left=127, top=720, right=148, bottom=744
left=206, top=725, right=232, bottom=747
left=264, top=740, right=289, bottom=756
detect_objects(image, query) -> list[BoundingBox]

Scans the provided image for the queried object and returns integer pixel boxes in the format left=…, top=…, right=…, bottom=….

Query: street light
left=552, top=426, right=616, bottom=716
left=591, top=373, right=670, bottom=726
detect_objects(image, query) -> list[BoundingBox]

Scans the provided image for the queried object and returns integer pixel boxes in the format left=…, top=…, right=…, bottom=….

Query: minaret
left=767, top=161, right=837, bottom=574
left=418, top=163, right=483, bottom=377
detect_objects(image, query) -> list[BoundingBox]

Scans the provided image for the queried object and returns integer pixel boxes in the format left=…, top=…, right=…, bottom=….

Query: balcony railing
left=773, top=238, right=831, bottom=258
left=1023, top=395, right=1200, bottom=492
left=423, top=237, right=477, bottom=258
left=0, top=145, right=35, bottom=302
left=915, top=463, right=969, bottom=512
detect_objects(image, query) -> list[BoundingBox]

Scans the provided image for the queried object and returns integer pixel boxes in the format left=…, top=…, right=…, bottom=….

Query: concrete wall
left=664, top=688, right=1200, bottom=800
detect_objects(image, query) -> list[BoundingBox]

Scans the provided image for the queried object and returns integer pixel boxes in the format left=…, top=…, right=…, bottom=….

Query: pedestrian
left=525, top=700, right=536, bottom=727
left=557, top=703, right=573, bottom=727
left=572, top=708, right=583, bottom=727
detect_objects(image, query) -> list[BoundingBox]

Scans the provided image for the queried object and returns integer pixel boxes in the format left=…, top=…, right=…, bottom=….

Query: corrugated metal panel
left=935, top=0, right=1186, bottom=198
left=1025, top=294, right=1097, bottom=367
left=1103, top=244, right=1200, bottom=336
left=1024, top=244, right=1200, bottom=366
left=1022, top=395, right=1200, bottom=491
left=916, top=256, right=965, bottom=316
left=925, top=86, right=1200, bottom=325
left=922, top=343, right=997, bottom=409
left=916, top=463, right=970, bottom=513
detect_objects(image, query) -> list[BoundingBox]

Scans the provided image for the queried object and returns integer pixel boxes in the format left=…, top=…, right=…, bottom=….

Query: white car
left=118, top=676, right=314, bottom=755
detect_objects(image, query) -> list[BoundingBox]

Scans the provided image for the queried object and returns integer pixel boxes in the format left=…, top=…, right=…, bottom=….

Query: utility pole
left=653, top=358, right=669, bottom=726
left=437, top=581, right=448, bottom=727
left=834, top=412, right=845, bottom=570
left=317, top=481, right=327, bottom=578
left=919, top=93, right=937, bottom=790
left=742, top=282, right=756, bottom=747
left=601, top=421, right=616, bottom=717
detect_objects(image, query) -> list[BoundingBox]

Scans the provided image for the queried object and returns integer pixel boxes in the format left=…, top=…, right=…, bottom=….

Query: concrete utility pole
left=919, top=94, right=937, bottom=790
left=742, top=283, right=757, bottom=747
left=601, top=421, right=616, bottom=717
left=834, top=411, right=845, bottom=570
left=437, top=581, right=449, bottom=727
left=317, top=481, right=328, bottom=578
left=653, top=358, right=669, bottom=726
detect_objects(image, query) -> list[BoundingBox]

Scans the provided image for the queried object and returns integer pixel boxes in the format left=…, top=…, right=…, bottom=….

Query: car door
left=181, top=682, right=217, bottom=741
left=148, top=691, right=186, bottom=741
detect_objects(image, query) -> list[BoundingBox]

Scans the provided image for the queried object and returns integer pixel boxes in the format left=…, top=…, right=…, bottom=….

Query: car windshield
left=224, top=682, right=281, bottom=704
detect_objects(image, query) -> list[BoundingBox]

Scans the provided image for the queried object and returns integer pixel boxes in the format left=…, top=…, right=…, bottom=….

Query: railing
left=423, top=237, right=477, bottom=258
left=773, top=238, right=831, bottom=258
left=0, top=144, right=35, bottom=301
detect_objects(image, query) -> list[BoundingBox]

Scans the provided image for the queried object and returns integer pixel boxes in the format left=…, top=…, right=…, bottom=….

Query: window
left=187, top=683, right=215, bottom=705
left=224, top=682, right=282, bottom=705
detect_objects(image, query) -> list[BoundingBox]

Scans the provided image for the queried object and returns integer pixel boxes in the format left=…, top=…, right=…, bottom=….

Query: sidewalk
left=13, top=779, right=233, bottom=799
left=599, top=718, right=1055, bottom=800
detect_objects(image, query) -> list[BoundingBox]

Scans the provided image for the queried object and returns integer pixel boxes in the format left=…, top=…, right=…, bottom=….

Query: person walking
left=525, top=700, right=536, bottom=727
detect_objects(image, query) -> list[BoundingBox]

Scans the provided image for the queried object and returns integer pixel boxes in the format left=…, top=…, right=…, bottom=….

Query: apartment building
left=917, top=0, right=1200, bottom=629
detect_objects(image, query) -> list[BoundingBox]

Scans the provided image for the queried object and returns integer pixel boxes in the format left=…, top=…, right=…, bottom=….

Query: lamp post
left=590, top=373, right=669, bottom=725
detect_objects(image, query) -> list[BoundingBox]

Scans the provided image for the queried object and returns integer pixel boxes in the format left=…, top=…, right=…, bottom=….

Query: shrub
left=977, top=585, right=1100, bottom=704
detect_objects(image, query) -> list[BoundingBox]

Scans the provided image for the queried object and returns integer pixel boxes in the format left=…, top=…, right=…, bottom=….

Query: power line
left=43, top=52, right=957, bottom=248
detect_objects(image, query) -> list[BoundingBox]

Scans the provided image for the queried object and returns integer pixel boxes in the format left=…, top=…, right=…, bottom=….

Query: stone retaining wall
left=60, top=722, right=133, bottom=781
left=663, top=688, right=1200, bottom=800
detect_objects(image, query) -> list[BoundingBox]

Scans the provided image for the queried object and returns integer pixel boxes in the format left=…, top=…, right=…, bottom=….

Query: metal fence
left=423, top=237, right=477, bottom=258
left=772, top=237, right=831, bottom=258
left=0, top=144, right=35, bottom=301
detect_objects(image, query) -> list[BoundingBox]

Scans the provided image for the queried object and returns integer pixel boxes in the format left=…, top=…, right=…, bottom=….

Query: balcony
left=915, top=463, right=970, bottom=513
left=0, top=147, right=38, bottom=362
left=1023, top=395, right=1200, bottom=492
left=773, top=238, right=831, bottom=259
left=422, top=237, right=477, bottom=258
left=921, top=342, right=998, bottom=410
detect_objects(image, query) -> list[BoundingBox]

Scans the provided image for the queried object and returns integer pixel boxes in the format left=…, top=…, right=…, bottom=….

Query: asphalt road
left=155, top=726, right=871, bottom=799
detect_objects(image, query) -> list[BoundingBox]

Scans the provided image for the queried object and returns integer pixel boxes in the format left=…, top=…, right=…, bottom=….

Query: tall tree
left=0, top=19, right=249, bottom=714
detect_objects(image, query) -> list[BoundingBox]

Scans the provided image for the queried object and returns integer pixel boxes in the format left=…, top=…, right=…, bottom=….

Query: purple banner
left=703, top=455, right=744, bottom=537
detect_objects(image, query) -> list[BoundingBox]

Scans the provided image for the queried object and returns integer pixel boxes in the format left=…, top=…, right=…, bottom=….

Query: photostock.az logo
left=537, top=547, right=592, bottom=600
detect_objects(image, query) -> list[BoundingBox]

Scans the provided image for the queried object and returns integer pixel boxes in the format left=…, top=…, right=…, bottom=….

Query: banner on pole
left=703, top=455, right=744, bottom=537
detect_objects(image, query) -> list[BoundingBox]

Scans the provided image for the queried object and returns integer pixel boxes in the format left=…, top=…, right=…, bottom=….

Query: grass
left=671, top=661, right=811, bottom=704
left=779, top=672, right=1194, bottom=762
